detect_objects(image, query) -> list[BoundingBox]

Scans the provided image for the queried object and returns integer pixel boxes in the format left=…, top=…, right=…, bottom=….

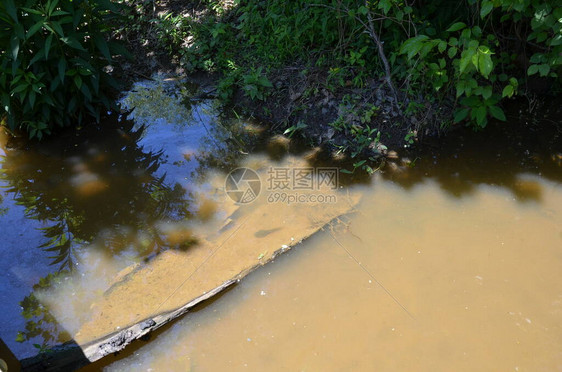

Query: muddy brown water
left=90, top=179, right=562, bottom=372
left=89, top=150, right=562, bottom=370
left=1, top=79, right=562, bottom=371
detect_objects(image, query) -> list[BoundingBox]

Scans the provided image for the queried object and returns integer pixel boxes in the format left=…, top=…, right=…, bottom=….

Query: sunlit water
left=87, top=175, right=562, bottom=372
left=1, top=76, right=562, bottom=371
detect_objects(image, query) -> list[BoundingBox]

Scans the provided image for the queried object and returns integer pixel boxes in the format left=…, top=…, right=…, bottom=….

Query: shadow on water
left=380, top=99, right=562, bottom=202
left=0, top=76, right=266, bottom=358
left=0, top=115, right=196, bottom=356
left=1, top=116, right=193, bottom=270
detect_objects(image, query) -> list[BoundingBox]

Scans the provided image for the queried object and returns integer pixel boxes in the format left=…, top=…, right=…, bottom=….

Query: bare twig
left=362, top=1, right=402, bottom=115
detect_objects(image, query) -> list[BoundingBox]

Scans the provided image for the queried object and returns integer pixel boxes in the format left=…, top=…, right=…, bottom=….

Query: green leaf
left=480, top=1, right=493, bottom=18
left=28, top=49, right=45, bottom=67
left=454, top=108, right=470, bottom=122
left=447, top=22, right=466, bottom=32
left=10, top=36, right=20, bottom=60
left=72, top=8, right=84, bottom=27
left=93, top=34, right=111, bottom=61
left=5, top=0, right=18, bottom=22
left=20, top=7, right=41, bottom=15
left=459, top=49, right=475, bottom=73
left=29, top=90, right=36, bottom=108
left=14, top=23, right=25, bottom=41
left=538, top=64, right=550, bottom=77
left=448, top=46, right=458, bottom=58
left=551, top=35, right=562, bottom=46
left=488, top=105, right=506, bottom=121
left=527, top=64, right=539, bottom=75
left=11, top=84, right=28, bottom=94
left=456, top=80, right=466, bottom=97
left=47, top=0, right=60, bottom=16
left=61, top=37, right=86, bottom=51
left=378, top=0, right=391, bottom=14
left=400, top=35, right=430, bottom=59
left=481, top=85, right=492, bottom=100
left=45, top=34, right=53, bottom=59
left=536, top=32, right=548, bottom=43
left=471, top=105, right=487, bottom=127
left=502, top=85, right=514, bottom=98
left=90, top=75, right=100, bottom=94
left=47, top=21, right=64, bottom=37
left=478, top=52, right=493, bottom=78
left=438, top=40, right=447, bottom=53
left=27, top=20, right=44, bottom=39
left=472, top=26, right=482, bottom=38
left=73, top=75, right=82, bottom=89
left=58, top=59, right=66, bottom=83
left=80, top=83, right=91, bottom=101
left=51, top=10, right=69, bottom=17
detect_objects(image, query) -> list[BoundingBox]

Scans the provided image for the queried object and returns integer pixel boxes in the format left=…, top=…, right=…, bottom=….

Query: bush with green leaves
left=144, top=0, right=560, bottom=136
left=396, top=0, right=561, bottom=128
left=0, top=0, right=127, bottom=139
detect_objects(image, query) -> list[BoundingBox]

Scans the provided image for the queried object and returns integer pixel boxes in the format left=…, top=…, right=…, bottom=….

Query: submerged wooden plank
left=21, top=158, right=358, bottom=368
left=70, top=180, right=358, bottom=362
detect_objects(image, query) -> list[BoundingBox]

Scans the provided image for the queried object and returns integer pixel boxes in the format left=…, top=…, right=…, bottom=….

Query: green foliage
left=0, top=0, right=126, bottom=138
left=146, top=0, right=560, bottom=146
left=241, top=67, right=273, bottom=100
left=397, top=0, right=561, bottom=129
left=152, top=12, right=190, bottom=54
left=235, top=1, right=362, bottom=65
left=283, top=120, right=308, bottom=138
left=330, top=96, right=386, bottom=170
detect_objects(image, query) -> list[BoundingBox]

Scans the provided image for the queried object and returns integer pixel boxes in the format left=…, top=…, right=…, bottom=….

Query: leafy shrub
left=0, top=0, right=127, bottom=139
left=394, top=0, right=561, bottom=128
left=153, top=0, right=560, bottom=134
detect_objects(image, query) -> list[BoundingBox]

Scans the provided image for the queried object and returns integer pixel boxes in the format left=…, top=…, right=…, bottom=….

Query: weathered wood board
left=22, top=158, right=359, bottom=370
left=58, top=153, right=360, bottom=362
left=76, top=191, right=357, bottom=362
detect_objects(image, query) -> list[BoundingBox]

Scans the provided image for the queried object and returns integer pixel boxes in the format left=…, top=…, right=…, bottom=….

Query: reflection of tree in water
left=192, top=107, right=266, bottom=178
left=0, top=116, right=194, bottom=349
left=0, top=194, right=7, bottom=216
left=1, top=116, right=193, bottom=269
left=14, top=271, right=72, bottom=349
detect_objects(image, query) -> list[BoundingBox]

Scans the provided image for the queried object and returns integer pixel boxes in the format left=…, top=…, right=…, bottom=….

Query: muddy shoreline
left=112, top=37, right=560, bottom=170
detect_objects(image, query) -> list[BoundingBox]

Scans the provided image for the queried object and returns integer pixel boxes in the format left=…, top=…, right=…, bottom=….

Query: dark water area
left=384, top=97, right=562, bottom=201
left=0, top=76, right=561, bottom=369
left=0, top=78, right=258, bottom=359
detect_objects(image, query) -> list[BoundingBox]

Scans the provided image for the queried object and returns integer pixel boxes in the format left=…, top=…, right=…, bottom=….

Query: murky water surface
left=92, top=170, right=562, bottom=371
left=0, top=78, right=253, bottom=359
left=1, top=79, right=562, bottom=371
